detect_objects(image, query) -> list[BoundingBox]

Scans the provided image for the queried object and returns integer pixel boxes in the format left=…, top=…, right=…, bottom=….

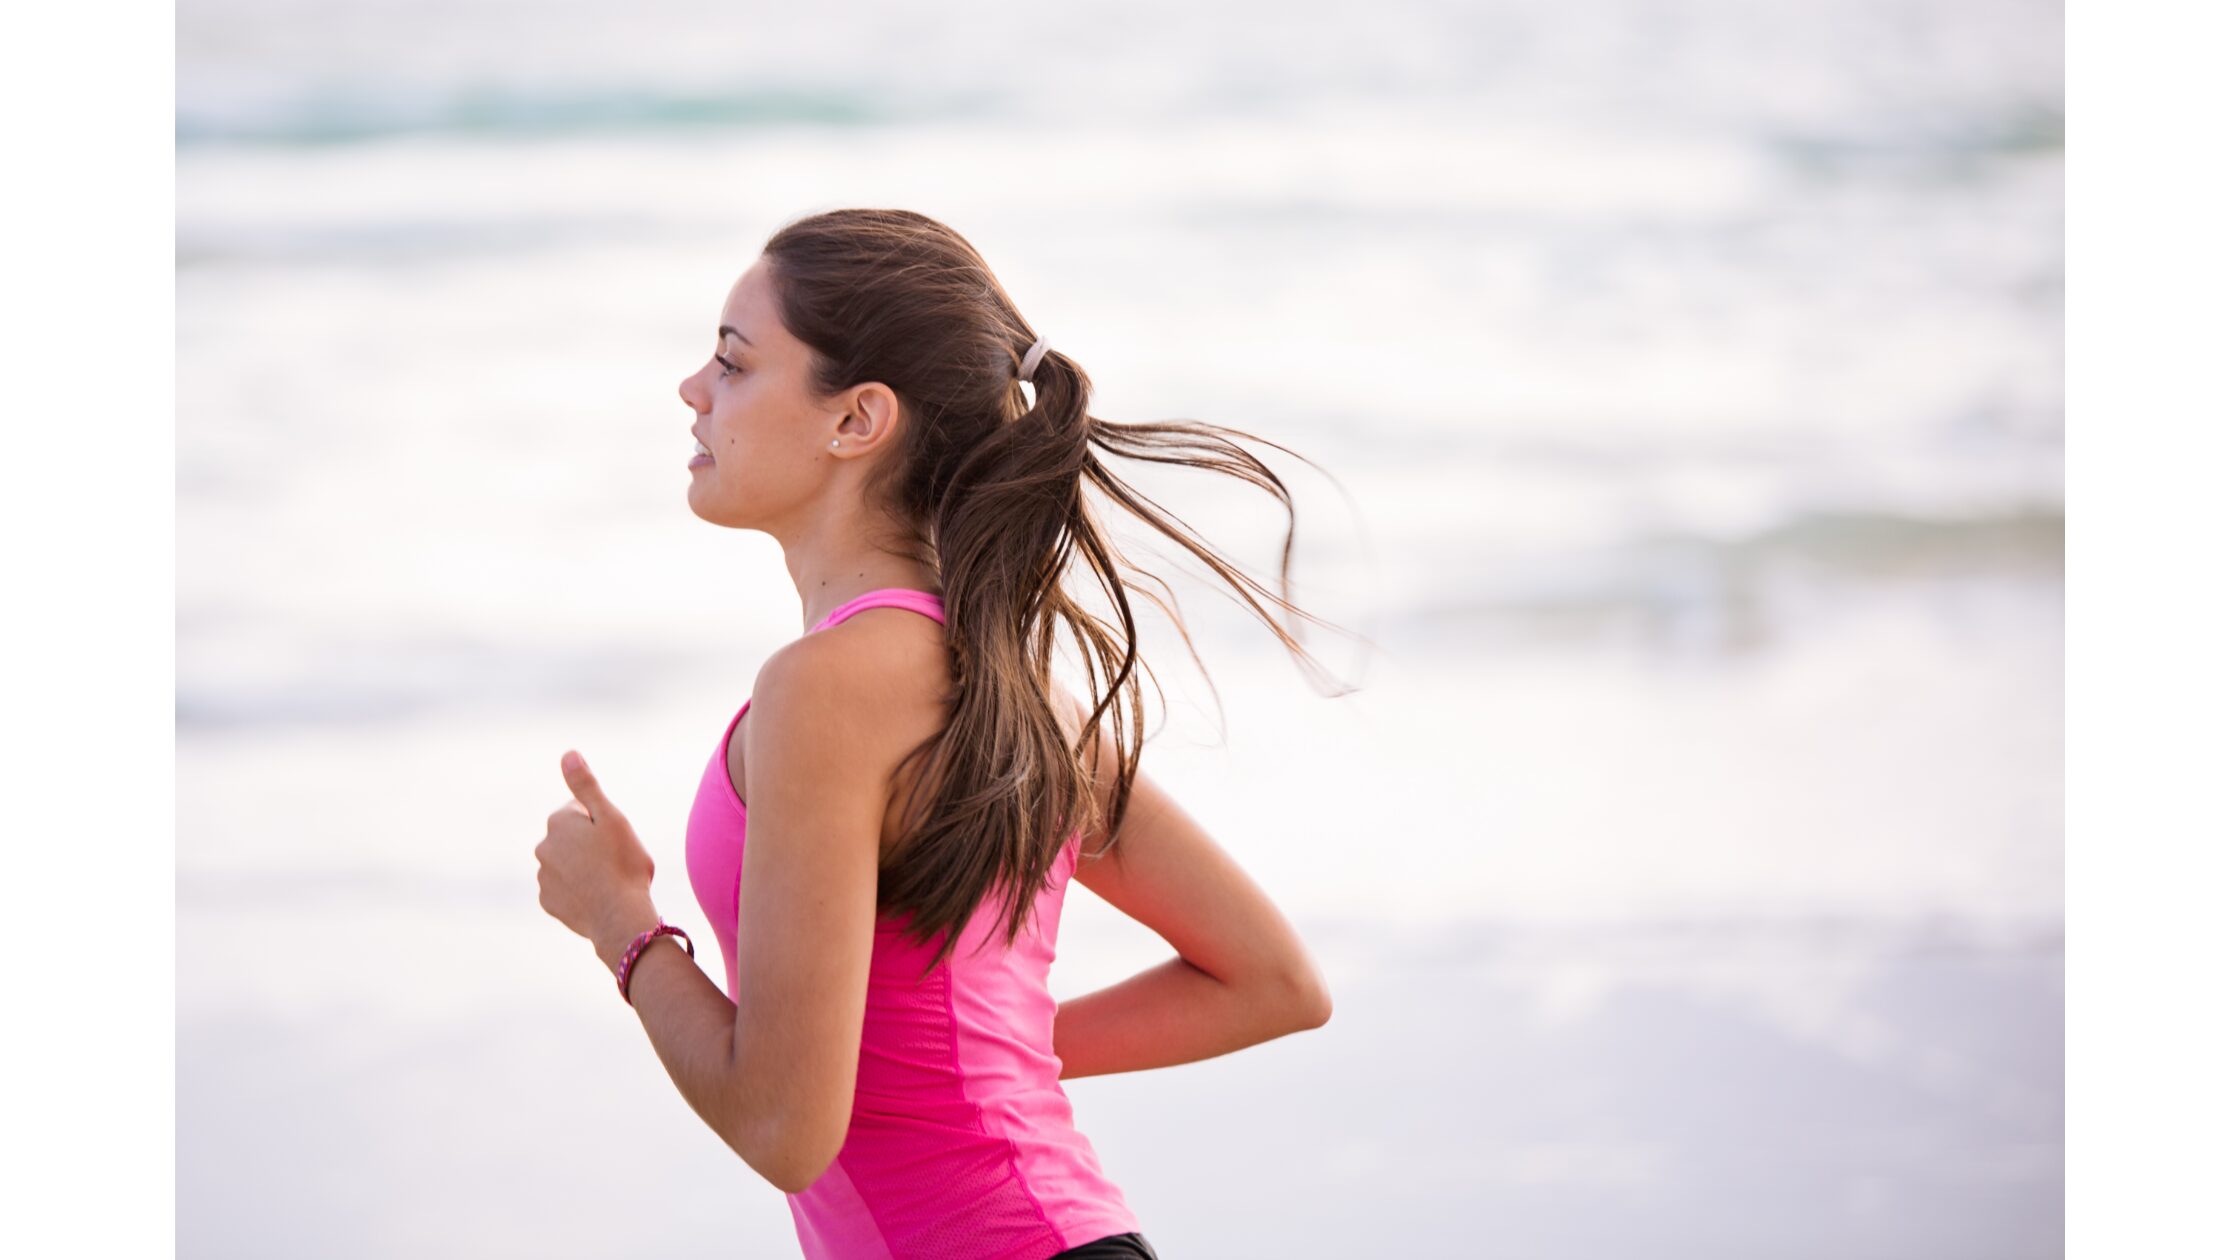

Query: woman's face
left=677, top=256, right=834, bottom=530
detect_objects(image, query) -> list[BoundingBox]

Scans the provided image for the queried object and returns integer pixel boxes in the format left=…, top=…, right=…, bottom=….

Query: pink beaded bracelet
left=616, top=919, right=695, bottom=1006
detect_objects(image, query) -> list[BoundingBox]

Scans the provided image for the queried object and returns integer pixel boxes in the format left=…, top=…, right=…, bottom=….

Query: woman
left=536, top=208, right=1342, bottom=1260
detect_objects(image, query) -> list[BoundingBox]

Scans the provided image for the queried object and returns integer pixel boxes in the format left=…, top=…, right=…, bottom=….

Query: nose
left=679, top=366, right=706, bottom=412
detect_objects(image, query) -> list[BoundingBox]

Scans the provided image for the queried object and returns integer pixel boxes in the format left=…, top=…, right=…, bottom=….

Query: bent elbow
left=752, top=1117, right=844, bottom=1196
left=768, top=1156, right=827, bottom=1197
left=757, top=1145, right=829, bottom=1196
left=1283, top=966, right=1334, bottom=1030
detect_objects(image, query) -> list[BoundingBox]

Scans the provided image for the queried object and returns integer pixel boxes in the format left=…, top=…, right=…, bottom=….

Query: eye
left=714, top=355, right=740, bottom=378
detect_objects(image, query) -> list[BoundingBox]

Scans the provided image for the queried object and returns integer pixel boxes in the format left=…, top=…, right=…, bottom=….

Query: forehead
left=720, top=259, right=780, bottom=343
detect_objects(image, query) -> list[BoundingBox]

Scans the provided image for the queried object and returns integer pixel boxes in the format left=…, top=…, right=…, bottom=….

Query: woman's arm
left=590, top=923, right=801, bottom=1183
left=1049, top=688, right=1334, bottom=1079
left=540, top=754, right=800, bottom=1189
left=1053, top=954, right=1328, bottom=1080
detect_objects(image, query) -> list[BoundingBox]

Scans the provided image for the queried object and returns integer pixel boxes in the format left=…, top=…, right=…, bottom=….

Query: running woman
left=536, top=207, right=1341, bottom=1260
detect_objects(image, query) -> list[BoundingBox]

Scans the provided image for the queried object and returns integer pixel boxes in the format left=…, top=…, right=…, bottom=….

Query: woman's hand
left=536, top=751, right=659, bottom=958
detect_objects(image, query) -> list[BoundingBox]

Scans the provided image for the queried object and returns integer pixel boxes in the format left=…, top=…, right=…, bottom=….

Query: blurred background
left=177, top=0, right=2062, bottom=1255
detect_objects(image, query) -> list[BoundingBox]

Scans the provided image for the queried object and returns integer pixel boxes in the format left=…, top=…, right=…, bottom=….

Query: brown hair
left=761, top=207, right=1357, bottom=978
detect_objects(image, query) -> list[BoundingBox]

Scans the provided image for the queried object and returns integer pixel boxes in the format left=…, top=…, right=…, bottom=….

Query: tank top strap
left=810, top=586, right=947, bottom=633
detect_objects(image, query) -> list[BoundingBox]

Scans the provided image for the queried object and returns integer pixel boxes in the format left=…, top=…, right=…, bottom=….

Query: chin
left=686, top=481, right=757, bottom=530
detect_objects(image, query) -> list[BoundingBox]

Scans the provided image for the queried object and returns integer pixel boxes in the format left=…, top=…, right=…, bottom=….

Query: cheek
left=711, top=388, right=772, bottom=450
left=712, top=395, right=802, bottom=461
left=713, top=425, right=776, bottom=469
left=708, top=407, right=753, bottom=455
left=707, top=415, right=794, bottom=487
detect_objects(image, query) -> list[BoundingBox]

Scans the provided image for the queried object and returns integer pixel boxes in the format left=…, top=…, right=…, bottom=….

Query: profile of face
left=677, top=256, right=899, bottom=531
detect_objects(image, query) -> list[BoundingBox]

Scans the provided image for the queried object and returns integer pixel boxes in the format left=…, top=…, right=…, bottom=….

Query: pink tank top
left=683, top=587, right=1142, bottom=1260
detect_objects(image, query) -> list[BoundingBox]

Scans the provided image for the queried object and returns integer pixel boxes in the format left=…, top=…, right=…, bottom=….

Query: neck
left=777, top=506, right=941, bottom=633
left=792, top=567, right=943, bottom=635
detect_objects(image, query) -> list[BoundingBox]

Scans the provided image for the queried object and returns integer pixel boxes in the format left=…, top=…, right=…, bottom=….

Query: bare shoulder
left=756, top=611, right=950, bottom=741
left=748, top=614, right=953, bottom=856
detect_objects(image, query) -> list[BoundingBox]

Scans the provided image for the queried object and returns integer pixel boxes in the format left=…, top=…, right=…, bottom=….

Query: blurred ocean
left=178, top=0, right=2061, bottom=1256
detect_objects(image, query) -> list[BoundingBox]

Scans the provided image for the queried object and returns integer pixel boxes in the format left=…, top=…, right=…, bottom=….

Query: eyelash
left=714, top=355, right=740, bottom=377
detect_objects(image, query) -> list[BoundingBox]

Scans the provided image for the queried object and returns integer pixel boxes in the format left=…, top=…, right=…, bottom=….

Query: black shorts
left=1049, top=1232, right=1161, bottom=1259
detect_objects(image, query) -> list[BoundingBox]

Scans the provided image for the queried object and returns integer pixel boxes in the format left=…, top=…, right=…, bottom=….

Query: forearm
left=1052, top=955, right=1320, bottom=1080
left=593, top=929, right=771, bottom=1175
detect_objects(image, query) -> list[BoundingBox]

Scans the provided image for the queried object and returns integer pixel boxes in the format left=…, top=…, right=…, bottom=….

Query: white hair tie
left=1017, top=334, right=1051, bottom=382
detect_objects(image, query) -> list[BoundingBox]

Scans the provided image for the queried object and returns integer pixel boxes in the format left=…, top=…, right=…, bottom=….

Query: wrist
left=593, top=901, right=663, bottom=972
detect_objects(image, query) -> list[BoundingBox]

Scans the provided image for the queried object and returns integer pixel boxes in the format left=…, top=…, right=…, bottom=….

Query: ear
left=839, top=382, right=905, bottom=450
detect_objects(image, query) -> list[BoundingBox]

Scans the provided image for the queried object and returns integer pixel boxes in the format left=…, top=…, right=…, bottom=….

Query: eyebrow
left=719, top=325, right=752, bottom=348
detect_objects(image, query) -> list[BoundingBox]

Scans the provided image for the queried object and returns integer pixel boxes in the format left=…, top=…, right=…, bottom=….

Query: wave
left=1399, top=505, right=2063, bottom=654
left=175, top=633, right=700, bottom=732
left=177, top=84, right=922, bottom=148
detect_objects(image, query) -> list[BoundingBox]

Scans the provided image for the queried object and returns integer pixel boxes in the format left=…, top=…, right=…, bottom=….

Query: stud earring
left=830, top=439, right=839, bottom=448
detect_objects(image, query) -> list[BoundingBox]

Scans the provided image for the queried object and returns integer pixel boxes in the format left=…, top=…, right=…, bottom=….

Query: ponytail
left=762, top=208, right=1362, bottom=978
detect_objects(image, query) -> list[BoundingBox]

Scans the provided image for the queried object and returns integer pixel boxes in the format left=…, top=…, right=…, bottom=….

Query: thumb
left=561, top=750, right=616, bottom=819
